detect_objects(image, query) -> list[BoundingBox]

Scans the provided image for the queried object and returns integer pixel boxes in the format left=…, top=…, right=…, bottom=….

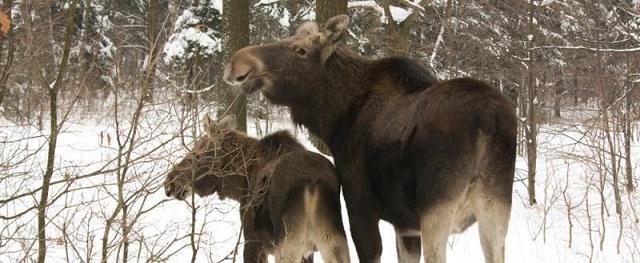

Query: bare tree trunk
left=554, top=74, right=563, bottom=118
left=382, top=1, right=415, bottom=57
left=143, top=0, right=167, bottom=102
left=37, top=1, right=78, bottom=262
left=586, top=195, right=594, bottom=263
left=316, top=0, right=347, bottom=24
left=573, top=71, right=579, bottom=106
left=595, top=29, right=622, bottom=215
left=223, top=0, right=249, bottom=132
left=624, top=67, right=634, bottom=193
left=526, top=0, right=538, bottom=206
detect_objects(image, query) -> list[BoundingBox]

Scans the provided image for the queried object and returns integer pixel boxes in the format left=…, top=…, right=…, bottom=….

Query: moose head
left=223, top=15, right=351, bottom=105
left=163, top=114, right=238, bottom=200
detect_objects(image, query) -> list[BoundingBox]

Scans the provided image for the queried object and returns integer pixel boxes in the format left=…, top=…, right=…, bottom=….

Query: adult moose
left=223, top=15, right=517, bottom=263
left=164, top=115, right=350, bottom=263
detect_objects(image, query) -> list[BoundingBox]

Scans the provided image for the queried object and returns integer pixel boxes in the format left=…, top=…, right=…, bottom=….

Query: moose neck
left=215, top=133, right=260, bottom=201
left=289, top=46, right=371, bottom=148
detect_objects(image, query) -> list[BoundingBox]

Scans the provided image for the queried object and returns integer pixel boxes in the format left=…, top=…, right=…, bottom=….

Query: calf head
left=223, top=15, right=350, bottom=104
left=164, top=114, right=237, bottom=200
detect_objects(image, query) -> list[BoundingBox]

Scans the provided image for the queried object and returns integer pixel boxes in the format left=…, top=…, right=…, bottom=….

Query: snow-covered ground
left=1, top=105, right=639, bottom=262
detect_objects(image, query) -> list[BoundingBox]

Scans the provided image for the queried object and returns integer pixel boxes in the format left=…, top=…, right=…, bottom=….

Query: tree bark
left=624, top=59, right=634, bottom=193
left=37, top=1, right=78, bottom=262
left=526, top=0, right=538, bottom=206
left=143, top=0, right=167, bottom=102
left=316, top=0, right=347, bottom=24
left=382, top=1, right=413, bottom=57
left=554, top=75, right=563, bottom=118
left=223, top=0, right=249, bottom=132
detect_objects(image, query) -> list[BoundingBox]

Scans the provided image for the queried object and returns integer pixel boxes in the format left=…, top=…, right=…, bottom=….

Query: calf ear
left=202, top=113, right=216, bottom=134
left=217, top=114, right=237, bottom=131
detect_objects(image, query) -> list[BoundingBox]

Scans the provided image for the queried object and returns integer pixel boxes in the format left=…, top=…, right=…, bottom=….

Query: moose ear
left=202, top=113, right=216, bottom=134
left=323, top=15, right=349, bottom=45
left=217, top=114, right=237, bottom=131
left=317, top=15, right=349, bottom=63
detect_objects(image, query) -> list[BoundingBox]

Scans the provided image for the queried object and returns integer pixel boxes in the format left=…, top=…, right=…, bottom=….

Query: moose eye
left=295, top=47, right=307, bottom=57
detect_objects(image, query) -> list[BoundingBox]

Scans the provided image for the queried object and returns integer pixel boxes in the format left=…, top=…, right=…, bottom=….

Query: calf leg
left=473, top=197, right=510, bottom=263
left=312, top=224, right=350, bottom=263
left=395, top=227, right=421, bottom=263
left=274, top=238, right=308, bottom=263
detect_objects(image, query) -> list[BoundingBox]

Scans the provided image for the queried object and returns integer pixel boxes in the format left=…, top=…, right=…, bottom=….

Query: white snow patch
left=212, top=0, right=223, bottom=13
left=164, top=7, right=221, bottom=64
left=389, top=5, right=412, bottom=23
left=279, top=8, right=290, bottom=28
left=257, top=0, right=280, bottom=5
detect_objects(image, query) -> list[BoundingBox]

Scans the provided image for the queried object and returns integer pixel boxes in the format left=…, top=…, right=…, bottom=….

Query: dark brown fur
left=164, top=116, right=349, bottom=263
left=224, top=16, right=517, bottom=263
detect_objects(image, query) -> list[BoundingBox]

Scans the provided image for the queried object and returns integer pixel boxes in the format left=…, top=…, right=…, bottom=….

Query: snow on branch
left=164, top=4, right=222, bottom=65
left=530, top=45, right=640, bottom=53
left=349, top=1, right=386, bottom=17
left=397, top=0, right=425, bottom=12
left=255, top=0, right=280, bottom=7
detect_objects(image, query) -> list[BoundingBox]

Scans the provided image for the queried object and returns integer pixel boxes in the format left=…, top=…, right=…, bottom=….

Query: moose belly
left=367, top=157, right=421, bottom=229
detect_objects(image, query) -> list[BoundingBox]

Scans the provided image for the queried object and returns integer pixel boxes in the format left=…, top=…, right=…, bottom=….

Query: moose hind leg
left=274, top=238, right=309, bottom=263
left=473, top=197, right=511, bottom=263
left=420, top=204, right=455, bottom=263
left=395, top=228, right=421, bottom=263
left=312, top=223, right=350, bottom=263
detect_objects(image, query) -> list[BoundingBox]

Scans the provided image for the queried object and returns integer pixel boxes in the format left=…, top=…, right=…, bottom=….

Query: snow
left=389, top=5, right=412, bottom=23
left=350, top=1, right=424, bottom=23
left=164, top=27, right=220, bottom=60
left=348, top=1, right=385, bottom=23
left=279, top=9, right=290, bottom=28
left=212, top=0, right=223, bottom=14
left=164, top=7, right=221, bottom=64
left=257, top=0, right=280, bottom=5
left=538, top=0, right=556, bottom=6
left=173, top=9, right=199, bottom=32
left=2, top=106, right=640, bottom=262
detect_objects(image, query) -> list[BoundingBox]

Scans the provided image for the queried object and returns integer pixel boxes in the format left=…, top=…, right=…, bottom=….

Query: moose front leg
left=240, top=208, right=269, bottom=263
left=395, top=227, right=421, bottom=263
left=341, top=178, right=382, bottom=263
left=242, top=231, right=268, bottom=263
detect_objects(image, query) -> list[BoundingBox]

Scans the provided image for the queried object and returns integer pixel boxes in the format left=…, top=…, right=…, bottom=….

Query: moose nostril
left=236, top=72, right=250, bottom=83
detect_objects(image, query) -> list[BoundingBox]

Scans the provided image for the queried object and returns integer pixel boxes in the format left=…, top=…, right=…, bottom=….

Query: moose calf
left=164, top=115, right=349, bottom=263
